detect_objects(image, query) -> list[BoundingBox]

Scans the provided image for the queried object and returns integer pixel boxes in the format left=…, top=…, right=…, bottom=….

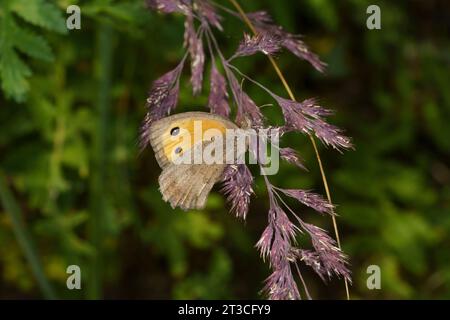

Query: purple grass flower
left=184, top=15, right=205, bottom=95
left=140, top=61, right=184, bottom=150
left=256, top=205, right=299, bottom=263
left=290, top=249, right=326, bottom=282
left=256, top=190, right=302, bottom=300
left=262, top=261, right=301, bottom=300
left=146, top=0, right=191, bottom=14
left=208, top=64, right=230, bottom=117
left=196, top=0, right=223, bottom=30
left=279, top=147, right=307, bottom=170
left=283, top=36, right=327, bottom=73
left=309, top=118, right=353, bottom=152
left=256, top=177, right=351, bottom=298
left=226, top=70, right=264, bottom=127
left=221, top=164, right=254, bottom=220
left=255, top=223, right=273, bottom=262
left=277, top=188, right=335, bottom=215
left=277, top=97, right=314, bottom=133
left=271, top=209, right=299, bottom=263
left=292, top=98, right=334, bottom=119
left=246, top=11, right=327, bottom=72
left=302, top=223, right=351, bottom=283
left=273, top=95, right=353, bottom=151
left=231, top=33, right=282, bottom=60
left=273, top=95, right=333, bottom=121
left=245, top=11, right=273, bottom=25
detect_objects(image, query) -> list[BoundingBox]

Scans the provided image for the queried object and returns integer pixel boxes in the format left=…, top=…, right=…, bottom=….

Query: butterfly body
left=149, top=112, right=240, bottom=210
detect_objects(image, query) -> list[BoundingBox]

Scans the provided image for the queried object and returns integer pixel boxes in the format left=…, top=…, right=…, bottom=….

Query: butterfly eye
left=174, top=147, right=182, bottom=154
left=170, top=127, right=180, bottom=136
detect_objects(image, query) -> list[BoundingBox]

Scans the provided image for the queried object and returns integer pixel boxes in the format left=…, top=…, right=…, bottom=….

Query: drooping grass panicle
left=222, top=61, right=353, bottom=151
left=184, top=14, right=205, bottom=95
left=279, top=147, right=307, bottom=171
left=196, top=0, right=223, bottom=31
left=139, top=58, right=185, bottom=150
left=245, top=10, right=327, bottom=72
left=226, top=68, right=265, bottom=127
left=146, top=0, right=192, bottom=14
left=207, top=4, right=327, bottom=72
left=274, top=187, right=335, bottom=216
left=301, top=223, right=352, bottom=283
left=291, top=249, right=326, bottom=282
left=262, top=259, right=301, bottom=300
left=208, top=63, right=230, bottom=117
left=221, top=164, right=254, bottom=220
left=230, top=32, right=282, bottom=60
left=143, top=0, right=353, bottom=299
left=257, top=177, right=351, bottom=297
left=256, top=181, right=302, bottom=300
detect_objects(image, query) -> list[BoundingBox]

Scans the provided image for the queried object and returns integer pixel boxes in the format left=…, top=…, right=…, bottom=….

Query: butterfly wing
left=159, top=163, right=225, bottom=210
left=149, top=112, right=238, bottom=169
left=149, top=112, right=239, bottom=210
left=148, top=116, right=174, bottom=169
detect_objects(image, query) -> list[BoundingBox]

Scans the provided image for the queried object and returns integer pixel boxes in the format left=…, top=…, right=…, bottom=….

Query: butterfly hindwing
left=159, top=162, right=225, bottom=210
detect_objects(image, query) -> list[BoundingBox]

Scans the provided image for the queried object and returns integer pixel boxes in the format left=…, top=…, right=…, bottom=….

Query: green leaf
left=0, top=47, right=32, bottom=102
left=0, top=2, right=59, bottom=101
left=14, top=27, right=54, bottom=62
left=11, top=0, right=67, bottom=34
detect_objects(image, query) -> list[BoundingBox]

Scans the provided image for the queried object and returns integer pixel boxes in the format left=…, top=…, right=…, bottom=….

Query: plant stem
left=228, top=0, right=350, bottom=300
left=88, top=23, right=114, bottom=299
left=0, top=173, right=57, bottom=299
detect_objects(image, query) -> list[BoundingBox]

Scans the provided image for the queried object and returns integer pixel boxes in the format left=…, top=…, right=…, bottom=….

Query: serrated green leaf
left=0, top=47, right=32, bottom=102
left=14, top=27, right=54, bottom=62
left=0, top=7, right=54, bottom=102
left=11, top=0, right=67, bottom=34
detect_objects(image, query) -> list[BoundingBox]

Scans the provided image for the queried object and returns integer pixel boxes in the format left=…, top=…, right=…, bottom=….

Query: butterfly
left=149, top=112, right=242, bottom=210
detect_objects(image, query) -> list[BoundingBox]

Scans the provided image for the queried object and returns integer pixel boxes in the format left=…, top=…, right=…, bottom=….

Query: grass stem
left=88, top=23, right=114, bottom=299
left=0, top=172, right=57, bottom=299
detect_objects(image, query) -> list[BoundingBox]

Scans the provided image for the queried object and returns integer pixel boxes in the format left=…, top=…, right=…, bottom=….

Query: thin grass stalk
left=0, top=172, right=57, bottom=299
left=88, top=23, right=114, bottom=299
left=116, top=44, right=143, bottom=233
left=228, top=0, right=350, bottom=300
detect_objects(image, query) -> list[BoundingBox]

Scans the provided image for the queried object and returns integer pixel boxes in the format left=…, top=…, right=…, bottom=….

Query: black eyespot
left=175, top=147, right=182, bottom=154
left=170, top=127, right=180, bottom=136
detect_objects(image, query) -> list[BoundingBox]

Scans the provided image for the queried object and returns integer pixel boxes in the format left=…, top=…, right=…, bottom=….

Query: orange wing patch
left=162, top=118, right=228, bottom=161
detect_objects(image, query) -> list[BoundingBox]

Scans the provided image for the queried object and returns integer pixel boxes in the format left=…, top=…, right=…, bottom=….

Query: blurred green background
left=0, top=0, right=449, bottom=299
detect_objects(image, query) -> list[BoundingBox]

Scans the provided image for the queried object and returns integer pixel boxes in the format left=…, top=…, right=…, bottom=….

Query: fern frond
left=0, top=0, right=64, bottom=102
left=0, top=47, right=32, bottom=102
left=10, top=0, right=67, bottom=34
left=14, top=27, right=54, bottom=62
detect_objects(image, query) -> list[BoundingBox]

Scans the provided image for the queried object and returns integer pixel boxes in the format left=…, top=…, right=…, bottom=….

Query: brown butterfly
left=149, top=112, right=241, bottom=210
